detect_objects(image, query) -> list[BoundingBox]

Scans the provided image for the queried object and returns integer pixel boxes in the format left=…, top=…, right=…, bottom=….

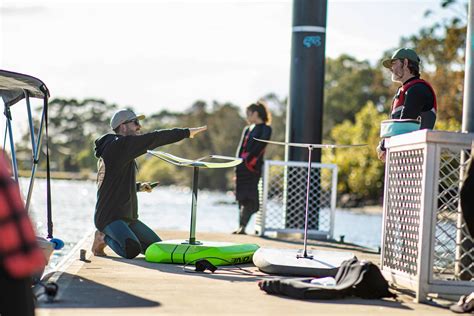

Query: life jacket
left=391, top=78, right=437, bottom=116
left=240, top=127, right=266, bottom=173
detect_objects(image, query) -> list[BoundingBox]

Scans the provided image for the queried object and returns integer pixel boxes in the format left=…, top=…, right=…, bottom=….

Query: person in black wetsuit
left=377, top=48, right=437, bottom=161
left=92, top=109, right=207, bottom=258
left=233, top=101, right=272, bottom=234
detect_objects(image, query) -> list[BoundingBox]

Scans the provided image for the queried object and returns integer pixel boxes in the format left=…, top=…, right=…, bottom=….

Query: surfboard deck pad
left=253, top=247, right=355, bottom=277
left=145, top=240, right=259, bottom=266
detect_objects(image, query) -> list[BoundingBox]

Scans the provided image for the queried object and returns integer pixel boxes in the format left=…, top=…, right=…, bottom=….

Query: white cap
left=110, top=109, right=145, bottom=129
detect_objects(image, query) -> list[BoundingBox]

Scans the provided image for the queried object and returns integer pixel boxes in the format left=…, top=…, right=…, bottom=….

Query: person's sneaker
left=231, top=227, right=247, bottom=235
left=91, top=230, right=107, bottom=256
left=451, top=292, right=474, bottom=313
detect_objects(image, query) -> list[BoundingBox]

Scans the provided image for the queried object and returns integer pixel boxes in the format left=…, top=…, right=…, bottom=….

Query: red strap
left=392, top=78, right=437, bottom=111
left=240, top=128, right=266, bottom=173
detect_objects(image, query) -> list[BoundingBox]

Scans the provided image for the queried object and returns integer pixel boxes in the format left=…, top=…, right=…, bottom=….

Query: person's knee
left=124, top=239, right=141, bottom=259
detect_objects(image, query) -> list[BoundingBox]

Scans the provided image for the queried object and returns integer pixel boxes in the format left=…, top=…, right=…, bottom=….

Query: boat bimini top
left=0, top=70, right=49, bottom=107
left=0, top=69, right=60, bottom=246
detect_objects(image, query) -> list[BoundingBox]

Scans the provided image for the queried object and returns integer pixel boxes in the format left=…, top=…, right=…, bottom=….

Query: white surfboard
left=253, top=247, right=355, bottom=277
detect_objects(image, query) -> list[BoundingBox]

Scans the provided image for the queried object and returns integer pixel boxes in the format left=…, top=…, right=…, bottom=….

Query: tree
left=137, top=100, right=247, bottom=191
left=324, top=102, right=386, bottom=204
left=381, top=0, right=467, bottom=124
left=136, top=96, right=286, bottom=191
left=261, top=93, right=286, bottom=160
left=324, top=55, right=393, bottom=135
left=18, top=98, right=118, bottom=172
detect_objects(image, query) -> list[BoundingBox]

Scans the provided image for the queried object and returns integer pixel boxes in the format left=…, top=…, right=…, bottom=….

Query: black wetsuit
left=234, top=123, right=272, bottom=232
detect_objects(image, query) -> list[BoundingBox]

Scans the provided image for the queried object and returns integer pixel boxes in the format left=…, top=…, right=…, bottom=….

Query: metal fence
left=382, top=130, right=474, bottom=302
left=255, top=160, right=337, bottom=239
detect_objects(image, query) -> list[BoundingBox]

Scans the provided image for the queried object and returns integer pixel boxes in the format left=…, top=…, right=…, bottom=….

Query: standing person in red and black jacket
left=0, top=153, right=46, bottom=316
left=377, top=48, right=437, bottom=162
left=233, top=101, right=272, bottom=234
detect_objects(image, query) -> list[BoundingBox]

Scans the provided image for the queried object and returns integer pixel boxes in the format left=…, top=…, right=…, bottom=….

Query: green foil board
left=145, top=240, right=259, bottom=266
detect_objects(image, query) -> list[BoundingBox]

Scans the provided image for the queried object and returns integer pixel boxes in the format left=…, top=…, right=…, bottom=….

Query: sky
left=0, top=0, right=462, bottom=118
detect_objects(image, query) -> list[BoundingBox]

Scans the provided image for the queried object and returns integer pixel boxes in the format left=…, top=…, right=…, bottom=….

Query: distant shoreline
left=340, top=205, right=383, bottom=215
left=19, top=170, right=96, bottom=181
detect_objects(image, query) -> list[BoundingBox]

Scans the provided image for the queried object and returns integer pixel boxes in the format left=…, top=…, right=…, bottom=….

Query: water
left=23, top=178, right=382, bottom=271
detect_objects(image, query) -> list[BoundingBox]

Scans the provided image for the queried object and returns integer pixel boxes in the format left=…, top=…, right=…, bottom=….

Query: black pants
left=238, top=198, right=259, bottom=230
left=0, top=266, right=35, bottom=316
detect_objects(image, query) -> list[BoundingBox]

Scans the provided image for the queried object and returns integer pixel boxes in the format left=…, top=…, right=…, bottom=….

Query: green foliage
left=263, top=93, right=287, bottom=160
left=21, top=98, right=119, bottom=172
left=435, top=117, right=462, bottom=131
left=136, top=96, right=287, bottom=190
left=18, top=95, right=287, bottom=191
left=137, top=157, right=181, bottom=185
left=323, top=55, right=393, bottom=135
left=389, top=0, right=467, bottom=122
left=323, top=102, right=386, bottom=201
left=137, top=101, right=246, bottom=190
left=76, top=145, right=97, bottom=170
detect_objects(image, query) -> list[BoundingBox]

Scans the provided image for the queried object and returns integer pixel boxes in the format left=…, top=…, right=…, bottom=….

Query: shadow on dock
left=91, top=257, right=412, bottom=311
left=109, top=256, right=273, bottom=283
left=37, top=272, right=160, bottom=309
left=258, top=235, right=380, bottom=255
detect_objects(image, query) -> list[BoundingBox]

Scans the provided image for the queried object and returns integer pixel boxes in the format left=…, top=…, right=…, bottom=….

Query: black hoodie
left=94, top=128, right=190, bottom=231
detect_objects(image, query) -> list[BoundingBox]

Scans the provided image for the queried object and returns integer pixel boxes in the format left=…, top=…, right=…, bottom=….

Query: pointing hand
left=189, top=126, right=207, bottom=138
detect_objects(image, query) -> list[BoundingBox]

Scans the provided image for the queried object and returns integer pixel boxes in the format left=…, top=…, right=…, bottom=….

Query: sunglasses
left=123, top=119, right=140, bottom=126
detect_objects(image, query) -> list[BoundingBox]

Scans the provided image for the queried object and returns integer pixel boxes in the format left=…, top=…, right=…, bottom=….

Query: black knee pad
left=124, top=239, right=141, bottom=259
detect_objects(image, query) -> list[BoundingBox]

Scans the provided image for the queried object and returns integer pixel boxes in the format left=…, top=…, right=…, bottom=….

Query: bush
left=137, top=156, right=180, bottom=185
left=323, top=102, right=386, bottom=202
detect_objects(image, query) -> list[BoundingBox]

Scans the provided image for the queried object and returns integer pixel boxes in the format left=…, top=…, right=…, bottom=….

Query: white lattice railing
left=255, top=160, right=337, bottom=240
left=382, top=130, right=474, bottom=302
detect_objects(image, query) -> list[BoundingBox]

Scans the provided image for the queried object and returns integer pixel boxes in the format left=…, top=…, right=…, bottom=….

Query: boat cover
left=0, top=69, right=50, bottom=107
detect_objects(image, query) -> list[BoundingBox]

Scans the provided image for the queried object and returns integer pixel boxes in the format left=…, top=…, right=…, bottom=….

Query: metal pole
left=25, top=107, right=46, bottom=212
left=4, top=105, right=18, bottom=182
left=285, top=0, right=327, bottom=232
left=286, top=0, right=327, bottom=162
left=25, top=91, right=36, bottom=152
left=3, top=123, right=7, bottom=155
left=189, top=166, right=199, bottom=244
left=462, top=0, right=474, bottom=133
left=456, top=0, right=474, bottom=280
left=297, top=146, right=314, bottom=259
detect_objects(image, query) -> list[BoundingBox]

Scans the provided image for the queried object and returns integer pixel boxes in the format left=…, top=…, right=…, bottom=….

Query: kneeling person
left=92, top=109, right=206, bottom=258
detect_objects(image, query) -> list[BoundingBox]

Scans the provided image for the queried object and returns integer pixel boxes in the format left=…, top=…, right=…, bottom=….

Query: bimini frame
left=0, top=70, right=53, bottom=235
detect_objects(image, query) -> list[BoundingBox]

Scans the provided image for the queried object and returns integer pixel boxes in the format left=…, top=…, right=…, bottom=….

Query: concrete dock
left=36, top=230, right=454, bottom=315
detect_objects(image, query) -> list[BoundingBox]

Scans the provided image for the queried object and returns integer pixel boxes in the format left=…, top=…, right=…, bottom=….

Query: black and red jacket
left=391, top=76, right=437, bottom=129
left=236, top=124, right=272, bottom=174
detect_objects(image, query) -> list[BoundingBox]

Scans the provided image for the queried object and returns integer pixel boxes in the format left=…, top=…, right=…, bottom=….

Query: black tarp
left=258, top=258, right=395, bottom=300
